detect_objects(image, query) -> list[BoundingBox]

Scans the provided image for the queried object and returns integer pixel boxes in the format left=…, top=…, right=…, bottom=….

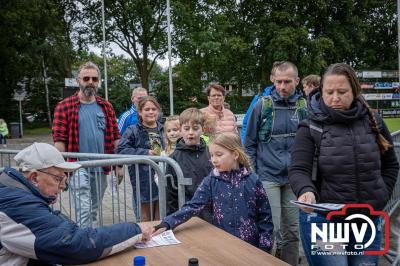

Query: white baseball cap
left=14, top=143, right=81, bottom=172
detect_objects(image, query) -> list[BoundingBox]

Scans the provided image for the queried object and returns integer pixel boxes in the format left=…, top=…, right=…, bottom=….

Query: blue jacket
left=244, top=87, right=304, bottom=184
left=0, top=168, right=142, bottom=266
left=163, top=167, right=274, bottom=251
left=118, top=104, right=138, bottom=136
left=241, top=86, right=273, bottom=143
left=117, top=122, right=165, bottom=202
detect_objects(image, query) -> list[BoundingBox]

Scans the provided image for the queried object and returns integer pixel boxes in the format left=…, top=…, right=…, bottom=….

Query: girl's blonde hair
left=164, top=116, right=180, bottom=155
left=209, top=132, right=252, bottom=170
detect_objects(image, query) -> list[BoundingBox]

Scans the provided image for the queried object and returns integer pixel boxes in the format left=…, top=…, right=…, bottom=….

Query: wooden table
left=81, top=217, right=288, bottom=266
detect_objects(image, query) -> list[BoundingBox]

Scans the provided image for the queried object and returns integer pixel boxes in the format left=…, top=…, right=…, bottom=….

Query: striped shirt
left=118, top=104, right=138, bottom=135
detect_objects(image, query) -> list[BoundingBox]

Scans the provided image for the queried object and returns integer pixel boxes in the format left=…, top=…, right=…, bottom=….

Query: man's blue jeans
left=70, top=168, right=107, bottom=227
left=299, top=210, right=382, bottom=266
left=131, top=191, right=140, bottom=222
left=262, top=181, right=299, bottom=265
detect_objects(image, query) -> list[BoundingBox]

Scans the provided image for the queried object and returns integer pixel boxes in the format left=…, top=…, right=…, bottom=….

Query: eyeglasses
left=82, top=76, right=99, bottom=82
left=37, top=170, right=67, bottom=184
left=209, top=94, right=223, bottom=98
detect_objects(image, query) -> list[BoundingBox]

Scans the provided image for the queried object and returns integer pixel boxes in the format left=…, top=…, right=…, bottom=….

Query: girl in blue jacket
left=117, top=96, right=165, bottom=222
left=153, top=132, right=274, bottom=252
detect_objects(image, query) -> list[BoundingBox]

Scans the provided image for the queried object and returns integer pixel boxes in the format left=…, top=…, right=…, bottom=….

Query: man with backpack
left=244, top=61, right=306, bottom=265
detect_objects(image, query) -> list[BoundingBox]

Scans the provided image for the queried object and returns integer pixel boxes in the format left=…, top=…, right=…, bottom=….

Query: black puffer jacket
left=165, top=137, right=213, bottom=214
left=289, top=90, right=399, bottom=211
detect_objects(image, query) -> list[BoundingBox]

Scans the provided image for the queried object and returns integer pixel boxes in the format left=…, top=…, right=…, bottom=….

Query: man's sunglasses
left=82, top=76, right=99, bottom=82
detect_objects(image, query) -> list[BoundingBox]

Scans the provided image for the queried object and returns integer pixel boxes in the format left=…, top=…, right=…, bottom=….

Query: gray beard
left=81, top=86, right=96, bottom=97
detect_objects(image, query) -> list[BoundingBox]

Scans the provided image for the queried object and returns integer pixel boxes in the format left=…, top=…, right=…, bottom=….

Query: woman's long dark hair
left=322, top=63, right=392, bottom=153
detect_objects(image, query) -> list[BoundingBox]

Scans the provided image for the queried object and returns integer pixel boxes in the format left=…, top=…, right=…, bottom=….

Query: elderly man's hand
left=139, top=224, right=152, bottom=242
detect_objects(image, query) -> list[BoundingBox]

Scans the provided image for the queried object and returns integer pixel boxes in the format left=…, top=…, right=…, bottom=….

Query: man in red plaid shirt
left=52, top=61, right=120, bottom=227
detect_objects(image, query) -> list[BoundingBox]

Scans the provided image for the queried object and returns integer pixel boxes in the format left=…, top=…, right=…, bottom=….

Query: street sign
left=13, top=89, right=27, bottom=101
left=65, top=78, right=78, bottom=87
left=363, top=71, right=382, bottom=78
left=129, top=83, right=143, bottom=89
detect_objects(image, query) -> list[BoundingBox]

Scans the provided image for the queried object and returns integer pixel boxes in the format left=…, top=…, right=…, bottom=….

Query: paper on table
left=290, top=200, right=344, bottom=212
left=134, top=230, right=181, bottom=249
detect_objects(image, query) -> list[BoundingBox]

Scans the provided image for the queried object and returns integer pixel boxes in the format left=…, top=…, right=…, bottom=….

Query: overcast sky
left=89, top=43, right=179, bottom=70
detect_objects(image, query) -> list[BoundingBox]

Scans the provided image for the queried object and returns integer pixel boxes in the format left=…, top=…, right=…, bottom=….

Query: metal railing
left=384, top=142, right=400, bottom=265
left=0, top=151, right=189, bottom=227
left=392, top=130, right=400, bottom=143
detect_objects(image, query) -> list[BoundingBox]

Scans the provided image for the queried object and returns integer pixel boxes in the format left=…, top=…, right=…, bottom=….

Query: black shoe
left=274, top=248, right=282, bottom=259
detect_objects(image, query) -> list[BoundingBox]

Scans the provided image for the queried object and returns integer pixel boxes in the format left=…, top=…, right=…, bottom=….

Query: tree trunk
left=141, top=65, right=149, bottom=90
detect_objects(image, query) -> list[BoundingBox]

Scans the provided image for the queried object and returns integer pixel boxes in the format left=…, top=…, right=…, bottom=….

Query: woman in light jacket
left=201, top=83, right=237, bottom=133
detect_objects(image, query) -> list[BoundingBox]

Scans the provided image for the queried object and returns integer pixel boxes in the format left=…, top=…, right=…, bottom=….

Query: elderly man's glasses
left=209, top=94, right=223, bottom=98
left=82, top=76, right=99, bottom=82
left=37, top=170, right=67, bottom=185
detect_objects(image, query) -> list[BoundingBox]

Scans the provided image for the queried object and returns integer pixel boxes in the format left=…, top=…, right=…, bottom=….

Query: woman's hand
left=139, top=224, right=152, bottom=242
left=149, top=150, right=157, bottom=156
left=298, top=192, right=316, bottom=213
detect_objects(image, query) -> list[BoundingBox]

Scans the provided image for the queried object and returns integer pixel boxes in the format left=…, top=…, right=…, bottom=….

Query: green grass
left=24, top=127, right=52, bottom=136
left=384, top=118, right=400, bottom=133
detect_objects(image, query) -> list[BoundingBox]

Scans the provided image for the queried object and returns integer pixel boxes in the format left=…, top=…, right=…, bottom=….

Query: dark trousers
left=0, top=134, right=6, bottom=145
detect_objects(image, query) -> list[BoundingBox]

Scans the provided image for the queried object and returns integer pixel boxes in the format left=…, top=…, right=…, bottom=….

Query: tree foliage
left=0, top=0, right=75, bottom=123
left=162, top=0, right=397, bottom=113
left=0, top=0, right=397, bottom=119
left=78, top=0, right=168, bottom=90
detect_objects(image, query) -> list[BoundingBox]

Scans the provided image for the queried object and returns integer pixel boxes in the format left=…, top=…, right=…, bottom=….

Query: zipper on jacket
left=349, top=126, right=360, bottom=202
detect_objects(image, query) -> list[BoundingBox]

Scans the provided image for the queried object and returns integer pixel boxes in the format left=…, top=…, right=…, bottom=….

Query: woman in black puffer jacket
left=289, top=63, right=399, bottom=266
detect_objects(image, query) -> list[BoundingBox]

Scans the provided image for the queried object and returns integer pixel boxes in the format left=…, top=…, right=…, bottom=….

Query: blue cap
left=133, top=256, right=146, bottom=266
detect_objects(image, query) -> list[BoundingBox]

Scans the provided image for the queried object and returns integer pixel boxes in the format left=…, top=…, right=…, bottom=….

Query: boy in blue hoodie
left=165, top=108, right=213, bottom=215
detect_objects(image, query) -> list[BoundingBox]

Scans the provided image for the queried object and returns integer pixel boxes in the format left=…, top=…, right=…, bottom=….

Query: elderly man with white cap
left=0, top=143, right=151, bottom=266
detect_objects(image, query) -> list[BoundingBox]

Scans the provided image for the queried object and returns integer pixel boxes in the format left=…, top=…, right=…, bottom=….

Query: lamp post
left=167, top=0, right=173, bottom=115
left=398, top=0, right=400, bottom=86
left=102, top=0, right=108, bottom=101
left=14, top=83, right=27, bottom=138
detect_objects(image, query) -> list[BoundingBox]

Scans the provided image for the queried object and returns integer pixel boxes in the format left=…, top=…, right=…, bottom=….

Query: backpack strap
left=259, top=95, right=308, bottom=142
left=258, top=95, right=274, bottom=142
left=309, top=120, right=323, bottom=181
left=261, top=95, right=274, bottom=115
left=295, top=97, right=308, bottom=121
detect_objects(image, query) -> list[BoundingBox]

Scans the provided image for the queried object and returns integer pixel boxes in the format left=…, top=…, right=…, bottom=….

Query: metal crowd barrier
left=59, top=152, right=190, bottom=209
left=384, top=142, right=400, bottom=265
left=0, top=150, right=189, bottom=228
left=391, top=130, right=400, bottom=143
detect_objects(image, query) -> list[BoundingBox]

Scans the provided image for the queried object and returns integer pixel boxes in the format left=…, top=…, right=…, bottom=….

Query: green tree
left=79, top=0, right=168, bottom=90
left=0, top=0, right=75, bottom=125
left=167, top=1, right=260, bottom=113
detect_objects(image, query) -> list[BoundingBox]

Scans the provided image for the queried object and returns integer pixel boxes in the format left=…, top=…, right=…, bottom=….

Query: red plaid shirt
left=52, top=92, right=120, bottom=162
